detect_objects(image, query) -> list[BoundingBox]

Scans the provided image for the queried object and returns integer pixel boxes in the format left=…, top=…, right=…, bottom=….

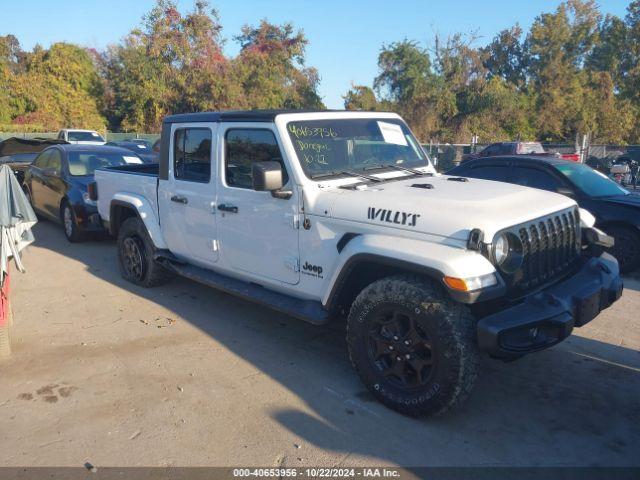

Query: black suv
left=449, top=155, right=640, bottom=273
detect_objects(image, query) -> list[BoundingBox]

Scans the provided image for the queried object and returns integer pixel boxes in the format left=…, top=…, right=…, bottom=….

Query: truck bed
left=95, top=164, right=160, bottom=224
left=104, top=163, right=160, bottom=175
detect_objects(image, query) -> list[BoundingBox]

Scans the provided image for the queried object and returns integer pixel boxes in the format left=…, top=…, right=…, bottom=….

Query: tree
left=13, top=43, right=105, bottom=130
left=584, top=71, right=635, bottom=143
left=232, top=20, right=323, bottom=109
left=482, top=26, right=525, bottom=86
left=618, top=1, right=640, bottom=104
left=103, top=0, right=233, bottom=131
left=523, top=0, right=602, bottom=140
left=0, top=35, right=23, bottom=124
left=343, top=85, right=379, bottom=110
left=373, top=40, right=450, bottom=140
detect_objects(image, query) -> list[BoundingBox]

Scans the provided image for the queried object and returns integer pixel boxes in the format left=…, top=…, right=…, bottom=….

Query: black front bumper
left=477, top=253, right=623, bottom=359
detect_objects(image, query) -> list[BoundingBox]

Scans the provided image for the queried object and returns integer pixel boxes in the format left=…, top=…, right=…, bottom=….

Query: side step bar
left=155, top=253, right=330, bottom=326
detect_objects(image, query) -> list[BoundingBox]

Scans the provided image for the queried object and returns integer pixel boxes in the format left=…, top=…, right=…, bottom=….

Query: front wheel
left=347, top=275, right=480, bottom=417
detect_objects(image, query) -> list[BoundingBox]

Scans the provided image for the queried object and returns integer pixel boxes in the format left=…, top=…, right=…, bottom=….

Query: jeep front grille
left=507, top=208, right=581, bottom=295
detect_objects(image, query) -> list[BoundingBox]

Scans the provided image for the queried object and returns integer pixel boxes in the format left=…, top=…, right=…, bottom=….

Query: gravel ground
left=1, top=221, right=639, bottom=469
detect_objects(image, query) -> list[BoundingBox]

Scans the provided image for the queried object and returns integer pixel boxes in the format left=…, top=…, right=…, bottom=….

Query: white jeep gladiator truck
left=94, top=110, right=623, bottom=417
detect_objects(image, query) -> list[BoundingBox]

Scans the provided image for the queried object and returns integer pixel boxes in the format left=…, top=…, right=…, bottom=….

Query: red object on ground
left=0, top=273, right=10, bottom=327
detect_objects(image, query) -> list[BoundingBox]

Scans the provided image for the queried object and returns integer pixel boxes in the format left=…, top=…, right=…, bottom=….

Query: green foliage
left=102, top=2, right=323, bottom=131
left=0, top=35, right=23, bottom=124
left=344, top=85, right=379, bottom=111
left=15, top=43, right=105, bottom=130
left=232, top=20, right=323, bottom=110
left=3, top=0, right=640, bottom=144
left=347, top=0, right=640, bottom=144
left=0, top=37, right=105, bottom=130
left=1, top=0, right=324, bottom=132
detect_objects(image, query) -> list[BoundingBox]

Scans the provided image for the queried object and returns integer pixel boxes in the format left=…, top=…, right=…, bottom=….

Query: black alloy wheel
left=122, top=235, right=146, bottom=282
left=367, top=307, right=435, bottom=388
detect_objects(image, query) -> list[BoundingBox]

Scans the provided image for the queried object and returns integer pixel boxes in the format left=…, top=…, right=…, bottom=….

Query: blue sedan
left=23, top=144, right=144, bottom=242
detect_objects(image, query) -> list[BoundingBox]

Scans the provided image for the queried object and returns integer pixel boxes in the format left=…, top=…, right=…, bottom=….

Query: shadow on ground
left=24, top=221, right=640, bottom=467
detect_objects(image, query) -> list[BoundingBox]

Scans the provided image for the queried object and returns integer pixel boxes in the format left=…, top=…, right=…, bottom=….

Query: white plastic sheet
left=0, top=165, right=37, bottom=285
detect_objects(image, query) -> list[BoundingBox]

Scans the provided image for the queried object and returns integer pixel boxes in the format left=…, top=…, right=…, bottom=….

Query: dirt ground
left=1, top=221, right=639, bottom=468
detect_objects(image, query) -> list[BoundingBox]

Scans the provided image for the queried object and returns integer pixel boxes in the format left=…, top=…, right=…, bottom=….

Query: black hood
left=601, top=193, right=640, bottom=208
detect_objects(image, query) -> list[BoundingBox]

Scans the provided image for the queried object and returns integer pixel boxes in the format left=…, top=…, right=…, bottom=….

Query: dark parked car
left=0, top=137, right=68, bottom=185
left=23, top=144, right=144, bottom=242
left=449, top=155, right=640, bottom=273
left=105, top=140, right=158, bottom=163
left=462, top=141, right=579, bottom=163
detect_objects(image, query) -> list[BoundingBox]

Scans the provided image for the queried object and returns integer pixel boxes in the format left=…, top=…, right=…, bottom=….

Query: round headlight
left=494, top=234, right=509, bottom=266
left=492, top=232, right=523, bottom=274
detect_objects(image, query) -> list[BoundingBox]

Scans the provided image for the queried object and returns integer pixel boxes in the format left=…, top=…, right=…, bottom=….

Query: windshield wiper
left=311, top=169, right=382, bottom=182
left=340, top=170, right=383, bottom=182
left=364, top=164, right=432, bottom=176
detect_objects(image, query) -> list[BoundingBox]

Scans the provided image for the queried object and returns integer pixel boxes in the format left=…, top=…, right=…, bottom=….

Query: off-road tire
left=117, top=216, right=171, bottom=287
left=347, top=274, right=480, bottom=417
left=606, top=225, right=640, bottom=274
left=61, top=201, right=85, bottom=243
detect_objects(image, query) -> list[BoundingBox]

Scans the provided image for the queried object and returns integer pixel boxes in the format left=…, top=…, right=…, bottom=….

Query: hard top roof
left=163, top=109, right=361, bottom=124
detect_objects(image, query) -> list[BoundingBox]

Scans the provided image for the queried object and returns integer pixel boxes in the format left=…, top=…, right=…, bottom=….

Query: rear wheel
left=347, top=275, right=479, bottom=417
left=606, top=225, right=640, bottom=273
left=117, top=217, right=171, bottom=287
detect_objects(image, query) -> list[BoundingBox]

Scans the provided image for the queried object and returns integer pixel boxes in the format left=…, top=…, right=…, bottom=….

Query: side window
left=173, top=128, right=211, bottom=182
left=34, top=150, right=51, bottom=168
left=47, top=150, right=62, bottom=173
left=511, top=167, right=562, bottom=191
left=498, top=144, right=514, bottom=155
left=225, top=129, right=288, bottom=189
left=482, top=144, right=499, bottom=156
left=468, top=165, right=511, bottom=182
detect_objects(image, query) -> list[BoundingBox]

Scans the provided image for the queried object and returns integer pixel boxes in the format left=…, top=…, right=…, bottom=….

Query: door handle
left=217, top=204, right=238, bottom=213
left=171, top=195, right=188, bottom=204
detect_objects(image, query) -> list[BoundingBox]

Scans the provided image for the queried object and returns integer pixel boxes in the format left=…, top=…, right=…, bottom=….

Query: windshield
left=68, top=151, right=142, bottom=176
left=517, top=142, right=545, bottom=154
left=125, top=140, right=151, bottom=149
left=286, top=118, right=428, bottom=178
left=68, top=131, right=105, bottom=142
left=555, top=162, right=628, bottom=197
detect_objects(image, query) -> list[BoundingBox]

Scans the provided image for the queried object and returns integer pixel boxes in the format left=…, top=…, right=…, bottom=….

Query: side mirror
left=252, top=161, right=284, bottom=192
left=43, top=168, right=60, bottom=178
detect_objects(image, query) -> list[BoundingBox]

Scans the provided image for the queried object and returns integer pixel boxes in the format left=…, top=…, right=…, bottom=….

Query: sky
left=0, top=0, right=632, bottom=108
